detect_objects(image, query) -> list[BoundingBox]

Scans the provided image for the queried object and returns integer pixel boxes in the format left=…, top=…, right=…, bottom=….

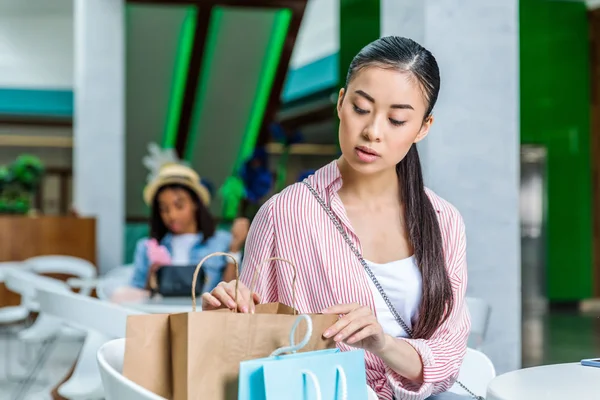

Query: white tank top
left=365, top=256, right=422, bottom=338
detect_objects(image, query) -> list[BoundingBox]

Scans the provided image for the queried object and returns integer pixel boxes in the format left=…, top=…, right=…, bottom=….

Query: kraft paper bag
left=169, top=254, right=338, bottom=400
left=123, top=313, right=172, bottom=398
left=123, top=253, right=338, bottom=400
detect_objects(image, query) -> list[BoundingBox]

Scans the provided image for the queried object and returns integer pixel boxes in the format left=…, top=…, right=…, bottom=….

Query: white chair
left=0, top=263, right=32, bottom=382
left=448, top=348, right=496, bottom=398
left=3, top=268, right=81, bottom=343
left=36, top=287, right=145, bottom=399
left=465, top=297, right=491, bottom=350
left=24, top=255, right=98, bottom=297
left=97, top=338, right=166, bottom=400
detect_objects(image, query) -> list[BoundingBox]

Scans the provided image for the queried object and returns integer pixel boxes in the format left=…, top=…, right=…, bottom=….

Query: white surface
left=36, top=288, right=143, bottom=338
left=487, top=363, right=600, bottom=400
left=448, top=348, right=495, bottom=397
left=97, top=338, right=167, bottom=400
left=289, top=0, right=338, bottom=68
left=121, top=296, right=193, bottom=314
left=365, top=257, right=421, bottom=338
left=73, top=0, right=125, bottom=274
left=0, top=11, right=73, bottom=89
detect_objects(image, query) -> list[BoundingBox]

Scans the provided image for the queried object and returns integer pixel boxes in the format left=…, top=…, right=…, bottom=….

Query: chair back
left=97, top=338, right=166, bottom=400
left=466, top=296, right=491, bottom=349
left=448, top=347, right=496, bottom=397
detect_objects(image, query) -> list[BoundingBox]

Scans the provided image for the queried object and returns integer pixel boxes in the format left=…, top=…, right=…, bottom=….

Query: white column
left=381, top=0, right=521, bottom=374
left=73, top=0, right=125, bottom=273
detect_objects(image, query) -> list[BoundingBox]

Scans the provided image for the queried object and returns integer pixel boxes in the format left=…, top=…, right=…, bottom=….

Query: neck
left=337, top=157, right=399, bottom=204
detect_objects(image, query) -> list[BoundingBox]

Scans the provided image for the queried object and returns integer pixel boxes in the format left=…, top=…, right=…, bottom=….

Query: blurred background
left=0, top=0, right=599, bottom=399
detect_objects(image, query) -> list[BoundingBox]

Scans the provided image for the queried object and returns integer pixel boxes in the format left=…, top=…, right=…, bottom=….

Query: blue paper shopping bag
left=238, top=315, right=368, bottom=400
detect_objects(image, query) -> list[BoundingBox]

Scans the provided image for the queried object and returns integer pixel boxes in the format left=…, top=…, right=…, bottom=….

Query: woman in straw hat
left=111, top=164, right=249, bottom=303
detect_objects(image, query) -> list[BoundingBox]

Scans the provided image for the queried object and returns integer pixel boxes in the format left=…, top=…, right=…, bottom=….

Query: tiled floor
left=0, top=308, right=598, bottom=399
left=0, top=328, right=83, bottom=400
left=522, top=307, right=600, bottom=367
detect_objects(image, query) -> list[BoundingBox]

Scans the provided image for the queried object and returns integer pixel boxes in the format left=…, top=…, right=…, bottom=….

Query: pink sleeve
left=239, top=196, right=278, bottom=303
left=386, top=213, right=471, bottom=399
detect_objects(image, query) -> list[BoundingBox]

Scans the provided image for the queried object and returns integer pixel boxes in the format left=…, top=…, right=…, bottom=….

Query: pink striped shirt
left=239, top=160, right=470, bottom=400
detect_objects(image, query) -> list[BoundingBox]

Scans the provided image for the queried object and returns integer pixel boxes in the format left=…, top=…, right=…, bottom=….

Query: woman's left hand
left=322, top=303, right=388, bottom=355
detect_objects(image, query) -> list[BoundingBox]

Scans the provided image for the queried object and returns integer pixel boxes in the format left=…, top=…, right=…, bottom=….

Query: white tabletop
left=121, top=296, right=195, bottom=314
left=487, top=363, right=599, bottom=400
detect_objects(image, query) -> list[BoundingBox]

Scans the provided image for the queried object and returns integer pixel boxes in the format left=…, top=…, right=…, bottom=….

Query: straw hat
left=143, top=164, right=211, bottom=206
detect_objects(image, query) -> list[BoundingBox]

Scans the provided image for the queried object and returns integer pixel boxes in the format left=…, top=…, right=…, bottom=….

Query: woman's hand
left=230, top=218, right=250, bottom=252
left=322, top=303, right=389, bottom=355
left=149, top=262, right=162, bottom=274
left=201, top=280, right=261, bottom=313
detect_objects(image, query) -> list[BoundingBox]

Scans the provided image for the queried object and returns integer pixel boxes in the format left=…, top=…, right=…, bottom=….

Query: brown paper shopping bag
left=169, top=253, right=338, bottom=400
left=123, top=313, right=172, bottom=398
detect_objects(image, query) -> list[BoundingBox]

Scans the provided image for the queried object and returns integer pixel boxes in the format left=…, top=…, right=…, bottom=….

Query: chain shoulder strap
left=301, top=180, right=483, bottom=400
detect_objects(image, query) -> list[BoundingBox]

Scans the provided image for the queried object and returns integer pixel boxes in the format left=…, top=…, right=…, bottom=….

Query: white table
left=487, top=363, right=599, bottom=400
left=121, top=296, right=194, bottom=314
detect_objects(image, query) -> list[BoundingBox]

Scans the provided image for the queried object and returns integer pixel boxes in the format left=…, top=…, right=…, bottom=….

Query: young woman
left=202, top=37, right=470, bottom=400
left=111, top=164, right=249, bottom=302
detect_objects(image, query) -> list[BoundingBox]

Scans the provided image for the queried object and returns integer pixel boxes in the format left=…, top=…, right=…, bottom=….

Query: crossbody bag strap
left=302, top=179, right=483, bottom=400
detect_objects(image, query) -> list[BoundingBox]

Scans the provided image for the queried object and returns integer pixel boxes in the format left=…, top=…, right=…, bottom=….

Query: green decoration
left=218, top=175, right=246, bottom=221
left=275, top=147, right=290, bottom=193
left=0, top=154, right=45, bottom=215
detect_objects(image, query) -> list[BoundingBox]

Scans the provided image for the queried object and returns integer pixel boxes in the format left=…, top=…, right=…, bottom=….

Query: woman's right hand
left=201, top=280, right=261, bottom=313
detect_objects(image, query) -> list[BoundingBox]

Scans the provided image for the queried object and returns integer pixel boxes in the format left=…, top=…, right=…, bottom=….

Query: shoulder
left=205, top=229, right=232, bottom=248
left=134, top=237, right=150, bottom=252
left=424, top=187, right=465, bottom=233
left=212, top=229, right=232, bottom=243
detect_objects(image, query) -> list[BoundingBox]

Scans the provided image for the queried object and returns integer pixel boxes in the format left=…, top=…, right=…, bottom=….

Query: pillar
left=73, top=0, right=125, bottom=273
left=344, top=0, right=522, bottom=373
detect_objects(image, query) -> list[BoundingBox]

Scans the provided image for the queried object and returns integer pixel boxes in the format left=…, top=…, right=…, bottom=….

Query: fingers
left=334, top=315, right=376, bottom=343
left=322, top=303, right=360, bottom=315
left=201, top=292, right=222, bottom=309
left=211, top=282, right=238, bottom=310
left=346, top=325, right=381, bottom=345
left=210, top=281, right=256, bottom=313
left=323, top=305, right=371, bottom=339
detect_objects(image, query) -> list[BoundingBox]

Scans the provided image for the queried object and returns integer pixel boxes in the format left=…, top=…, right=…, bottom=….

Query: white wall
left=289, top=0, right=339, bottom=68
left=0, top=0, right=337, bottom=88
left=0, top=1, right=73, bottom=89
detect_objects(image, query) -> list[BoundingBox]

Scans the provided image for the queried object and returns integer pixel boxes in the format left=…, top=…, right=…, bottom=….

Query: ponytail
left=397, top=144, right=453, bottom=339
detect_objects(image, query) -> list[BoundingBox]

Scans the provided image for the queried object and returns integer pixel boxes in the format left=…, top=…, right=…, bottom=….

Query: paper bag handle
left=249, top=257, right=298, bottom=314
left=192, top=252, right=239, bottom=312
left=301, top=366, right=348, bottom=400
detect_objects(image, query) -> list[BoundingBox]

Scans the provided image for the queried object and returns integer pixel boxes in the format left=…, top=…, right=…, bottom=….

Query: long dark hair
left=150, top=183, right=216, bottom=243
left=345, top=36, right=453, bottom=339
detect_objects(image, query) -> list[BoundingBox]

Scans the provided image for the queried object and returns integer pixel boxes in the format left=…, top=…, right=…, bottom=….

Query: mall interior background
left=0, top=0, right=599, bottom=398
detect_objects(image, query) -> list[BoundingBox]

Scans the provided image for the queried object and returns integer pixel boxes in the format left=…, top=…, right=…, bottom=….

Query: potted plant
left=0, top=155, right=45, bottom=215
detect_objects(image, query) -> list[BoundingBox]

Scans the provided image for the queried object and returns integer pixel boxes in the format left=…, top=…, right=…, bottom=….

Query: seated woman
left=111, top=164, right=248, bottom=303
left=203, top=37, right=471, bottom=399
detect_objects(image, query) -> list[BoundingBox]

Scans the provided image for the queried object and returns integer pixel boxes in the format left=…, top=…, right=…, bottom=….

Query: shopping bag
left=123, top=252, right=338, bottom=400
left=122, top=313, right=172, bottom=398
left=238, top=314, right=368, bottom=400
